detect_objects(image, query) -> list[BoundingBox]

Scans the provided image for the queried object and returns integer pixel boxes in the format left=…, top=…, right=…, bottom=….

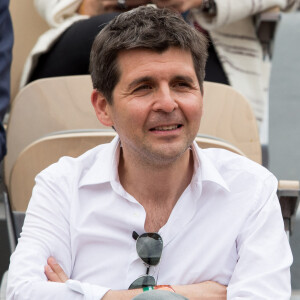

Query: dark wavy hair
left=90, top=5, right=208, bottom=104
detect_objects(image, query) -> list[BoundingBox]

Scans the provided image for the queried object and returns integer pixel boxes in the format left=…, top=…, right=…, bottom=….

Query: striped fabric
left=191, top=0, right=299, bottom=128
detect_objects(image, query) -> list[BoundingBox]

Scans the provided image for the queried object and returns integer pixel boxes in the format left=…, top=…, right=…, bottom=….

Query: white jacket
left=22, top=0, right=299, bottom=126
left=20, top=0, right=87, bottom=88
left=191, top=0, right=299, bottom=127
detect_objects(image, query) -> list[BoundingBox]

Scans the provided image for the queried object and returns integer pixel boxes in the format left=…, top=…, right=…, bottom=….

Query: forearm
left=102, top=289, right=142, bottom=300
left=174, top=282, right=226, bottom=300
left=6, top=281, right=83, bottom=300
left=153, top=0, right=203, bottom=13
left=77, top=0, right=151, bottom=16
left=193, top=0, right=291, bottom=29
left=102, top=282, right=226, bottom=300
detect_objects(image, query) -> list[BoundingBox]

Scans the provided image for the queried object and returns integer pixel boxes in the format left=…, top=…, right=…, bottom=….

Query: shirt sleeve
left=191, top=0, right=294, bottom=30
left=227, top=174, right=293, bottom=299
left=6, top=162, right=110, bottom=300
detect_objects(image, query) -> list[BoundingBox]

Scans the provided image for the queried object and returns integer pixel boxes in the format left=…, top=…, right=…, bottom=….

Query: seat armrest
left=278, top=180, right=300, bottom=191
left=277, top=180, right=300, bottom=235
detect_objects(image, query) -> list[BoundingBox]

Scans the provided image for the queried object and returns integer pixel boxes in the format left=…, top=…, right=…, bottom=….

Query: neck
left=118, top=147, right=194, bottom=211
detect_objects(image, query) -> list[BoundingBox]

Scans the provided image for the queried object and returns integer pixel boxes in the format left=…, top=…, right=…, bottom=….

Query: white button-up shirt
left=7, top=136, right=292, bottom=299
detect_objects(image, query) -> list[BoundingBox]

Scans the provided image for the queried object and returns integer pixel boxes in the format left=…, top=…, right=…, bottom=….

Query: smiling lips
left=150, top=124, right=182, bottom=131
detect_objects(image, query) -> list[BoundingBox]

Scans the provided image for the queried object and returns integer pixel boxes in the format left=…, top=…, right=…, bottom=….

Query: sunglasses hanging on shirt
left=128, top=231, right=163, bottom=289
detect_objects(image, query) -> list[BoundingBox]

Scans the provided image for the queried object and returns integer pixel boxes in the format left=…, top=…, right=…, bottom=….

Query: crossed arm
left=45, top=257, right=227, bottom=300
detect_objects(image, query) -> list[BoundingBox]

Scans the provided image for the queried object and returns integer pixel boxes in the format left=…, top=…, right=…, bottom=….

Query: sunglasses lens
left=136, top=233, right=163, bottom=266
left=128, top=275, right=156, bottom=289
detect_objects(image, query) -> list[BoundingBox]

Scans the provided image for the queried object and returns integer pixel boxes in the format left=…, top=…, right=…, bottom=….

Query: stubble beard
left=130, top=136, right=194, bottom=169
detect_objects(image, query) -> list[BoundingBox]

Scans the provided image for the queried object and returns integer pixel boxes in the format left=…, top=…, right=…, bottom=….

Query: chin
left=146, top=145, right=190, bottom=164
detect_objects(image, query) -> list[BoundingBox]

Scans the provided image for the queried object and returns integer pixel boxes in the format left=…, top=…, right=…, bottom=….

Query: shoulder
left=26, top=141, right=115, bottom=220
left=37, top=142, right=110, bottom=182
left=202, top=147, right=278, bottom=194
left=203, top=147, right=268, bottom=174
left=199, top=148, right=279, bottom=219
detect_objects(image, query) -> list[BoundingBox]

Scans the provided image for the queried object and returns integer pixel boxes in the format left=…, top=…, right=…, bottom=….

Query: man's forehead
left=117, top=46, right=192, bottom=59
left=116, top=47, right=196, bottom=78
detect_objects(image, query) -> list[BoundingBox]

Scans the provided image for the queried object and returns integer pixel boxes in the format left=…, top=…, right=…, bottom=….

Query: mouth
left=149, top=124, right=183, bottom=131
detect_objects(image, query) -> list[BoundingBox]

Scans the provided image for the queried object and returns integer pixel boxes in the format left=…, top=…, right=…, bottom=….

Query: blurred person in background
left=21, top=0, right=152, bottom=86
left=0, top=0, right=13, bottom=161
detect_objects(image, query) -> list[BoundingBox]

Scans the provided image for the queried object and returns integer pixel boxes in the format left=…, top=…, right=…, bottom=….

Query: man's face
left=100, top=47, right=203, bottom=165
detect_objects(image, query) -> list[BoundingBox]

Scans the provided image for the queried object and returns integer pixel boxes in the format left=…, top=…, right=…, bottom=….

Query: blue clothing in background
left=0, top=0, right=13, bottom=160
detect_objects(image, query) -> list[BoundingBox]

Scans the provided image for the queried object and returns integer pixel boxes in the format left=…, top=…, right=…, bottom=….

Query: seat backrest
left=199, top=82, right=261, bottom=164
left=4, top=75, right=109, bottom=186
left=9, top=0, right=49, bottom=101
left=9, top=131, right=246, bottom=212
left=9, top=131, right=117, bottom=211
left=5, top=76, right=261, bottom=187
left=195, top=135, right=246, bottom=157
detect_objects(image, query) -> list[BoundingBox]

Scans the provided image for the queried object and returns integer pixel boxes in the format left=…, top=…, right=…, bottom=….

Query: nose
left=152, top=86, right=178, bottom=113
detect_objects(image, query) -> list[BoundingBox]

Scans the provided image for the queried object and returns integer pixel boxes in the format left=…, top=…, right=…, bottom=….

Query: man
left=7, top=6, right=292, bottom=299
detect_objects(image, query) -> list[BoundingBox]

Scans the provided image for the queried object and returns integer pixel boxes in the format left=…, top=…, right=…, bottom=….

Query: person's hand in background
left=78, top=0, right=152, bottom=16
left=153, top=0, right=203, bottom=13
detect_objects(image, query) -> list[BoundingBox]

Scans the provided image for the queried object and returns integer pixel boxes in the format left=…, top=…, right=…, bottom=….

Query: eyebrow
left=172, top=75, right=195, bottom=84
left=127, top=75, right=196, bottom=91
left=128, top=76, right=153, bottom=91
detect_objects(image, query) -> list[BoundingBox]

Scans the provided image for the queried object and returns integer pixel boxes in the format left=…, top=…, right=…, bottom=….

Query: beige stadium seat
left=9, top=0, right=49, bottom=101
left=199, top=81, right=261, bottom=164
left=4, top=75, right=110, bottom=187
left=9, top=131, right=117, bottom=213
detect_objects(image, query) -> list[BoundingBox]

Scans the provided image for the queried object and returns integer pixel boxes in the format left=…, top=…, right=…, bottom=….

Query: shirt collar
left=79, top=136, right=121, bottom=187
left=79, top=137, right=230, bottom=192
left=191, top=141, right=230, bottom=192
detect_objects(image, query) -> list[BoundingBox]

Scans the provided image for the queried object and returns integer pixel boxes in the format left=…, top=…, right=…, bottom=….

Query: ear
left=91, top=89, right=114, bottom=127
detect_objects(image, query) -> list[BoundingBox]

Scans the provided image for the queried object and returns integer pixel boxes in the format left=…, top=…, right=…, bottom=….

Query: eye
left=174, top=81, right=191, bottom=89
left=133, top=84, right=152, bottom=93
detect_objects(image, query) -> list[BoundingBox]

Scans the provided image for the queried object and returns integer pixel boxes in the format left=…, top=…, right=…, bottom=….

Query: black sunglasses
left=128, top=231, right=163, bottom=289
